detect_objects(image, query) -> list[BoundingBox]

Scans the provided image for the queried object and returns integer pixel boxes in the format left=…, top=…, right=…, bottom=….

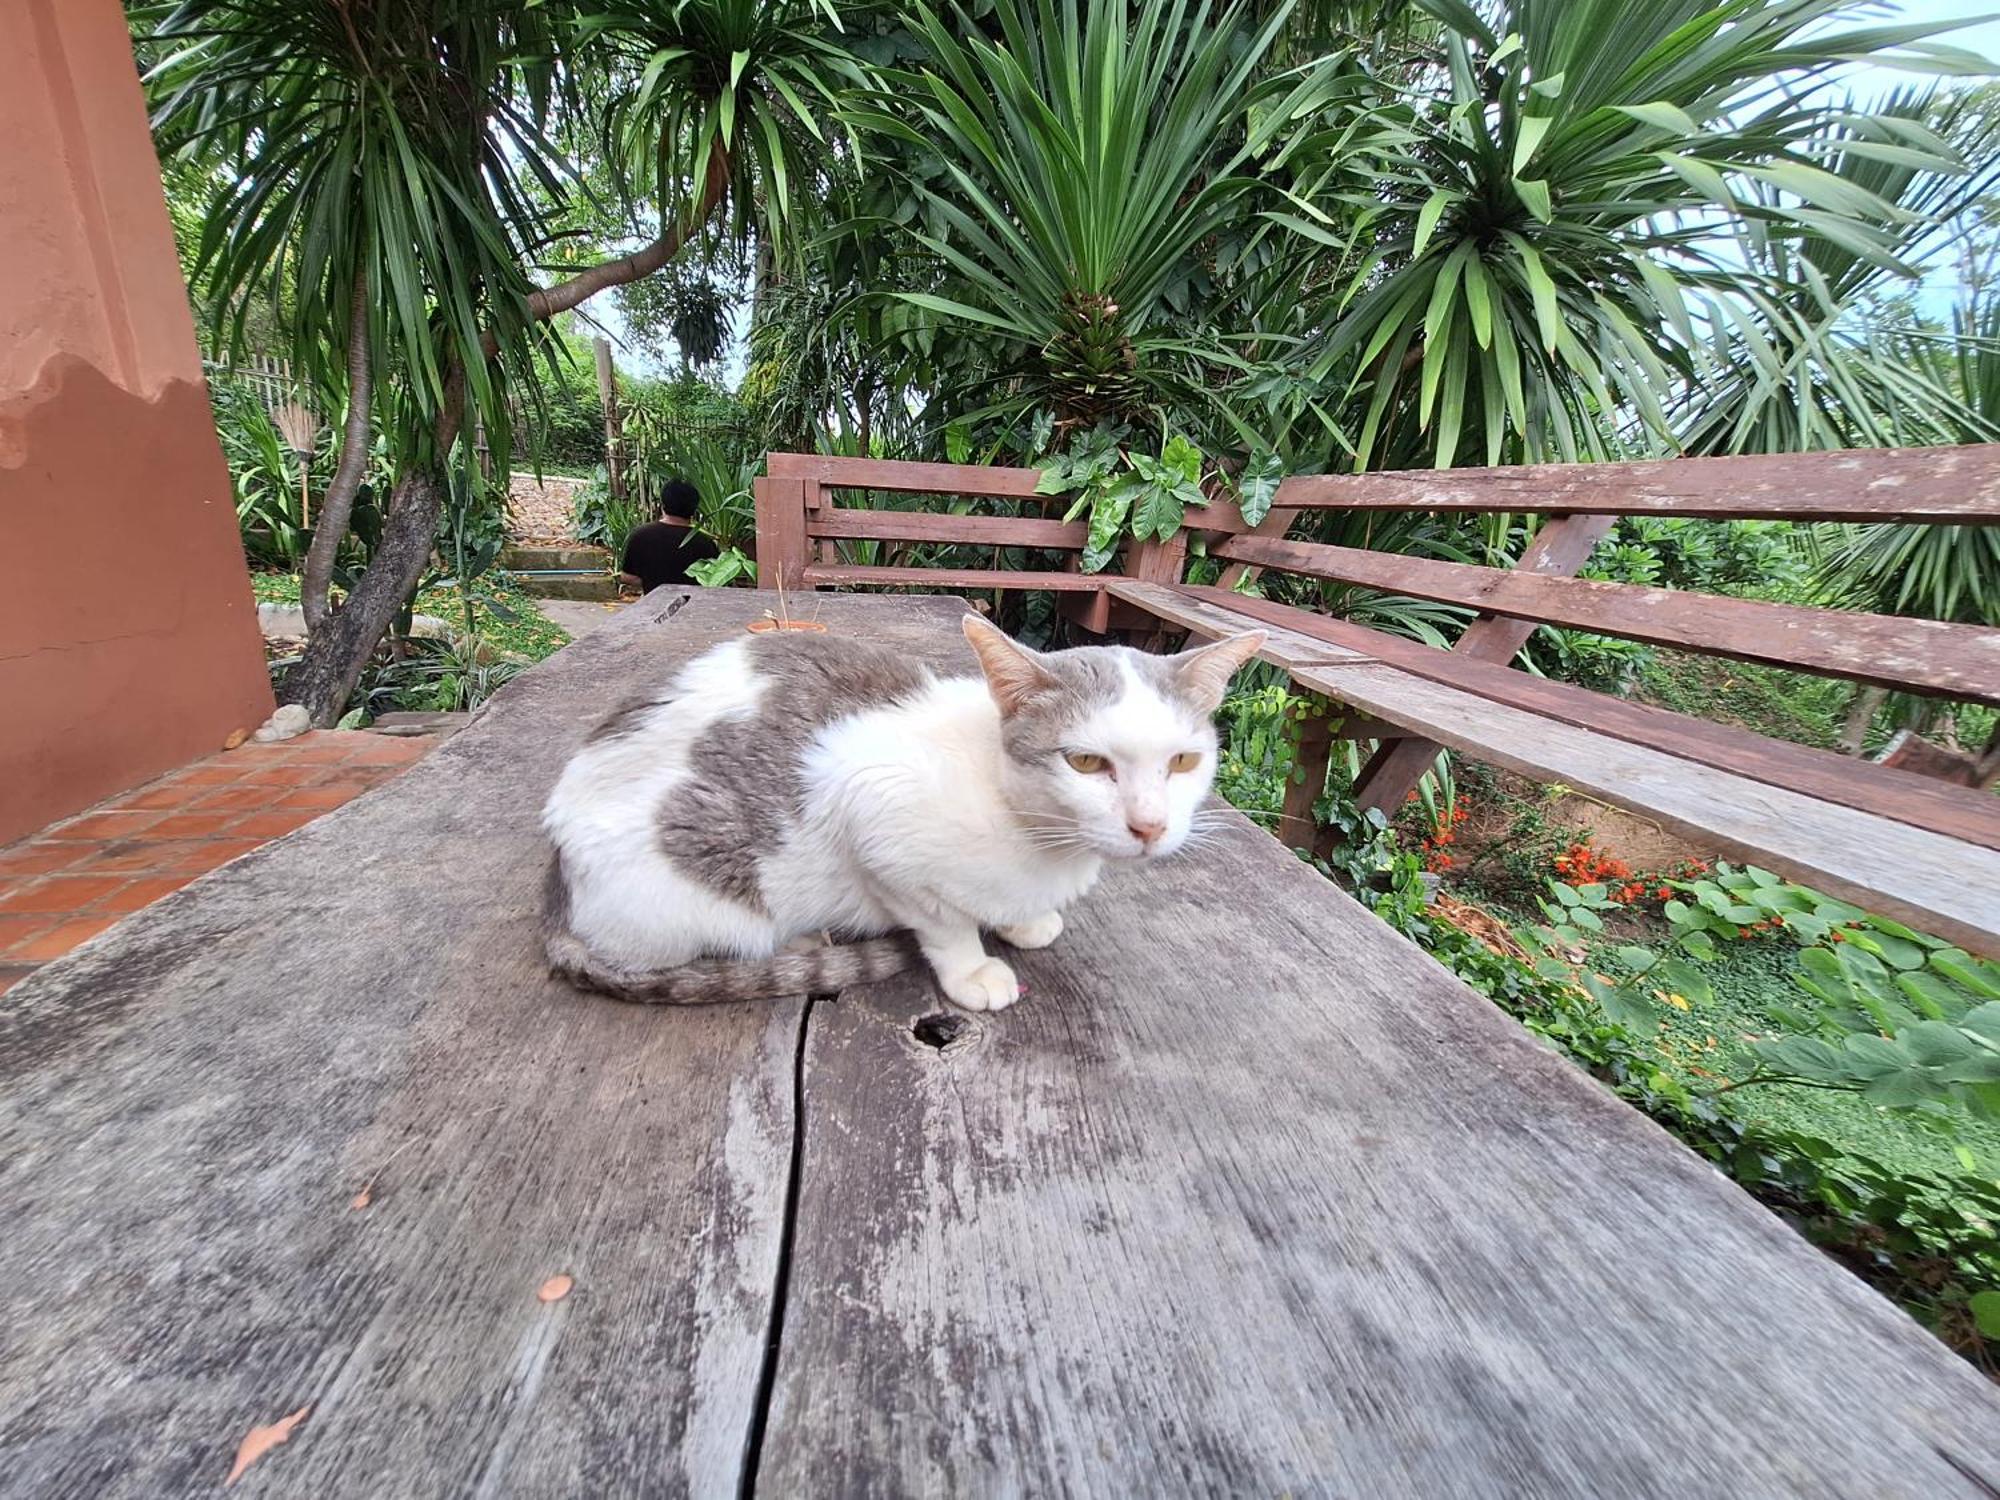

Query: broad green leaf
left=1895, top=970, right=1969, bottom=1021
left=1161, top=433, right=1203, bottom=486
left=1514, top=177, right=1552, bottom=222
left=1971, top=1291, right=2000, bottom=1340
left=1933, top=951, right=2000, bottom=1000
left=1238, top=450, right=1283, bottom=527
left=1615, top=945, right=1658, bottom=974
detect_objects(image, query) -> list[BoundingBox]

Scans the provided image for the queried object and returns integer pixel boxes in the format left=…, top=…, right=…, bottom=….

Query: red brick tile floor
left=0, top=730, right=436, bottom=997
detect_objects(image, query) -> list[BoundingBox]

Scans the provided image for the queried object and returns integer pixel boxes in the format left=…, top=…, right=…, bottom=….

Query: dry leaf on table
left=538, top=1274, right=573, bottom=1303
left=226, top=1405, right=310, bottom=1486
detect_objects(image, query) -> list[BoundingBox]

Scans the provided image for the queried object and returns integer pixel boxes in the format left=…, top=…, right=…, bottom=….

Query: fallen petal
left=538, top=1274, right=573, bottom=1303
left=226, top=1405, right=310, bottom=1486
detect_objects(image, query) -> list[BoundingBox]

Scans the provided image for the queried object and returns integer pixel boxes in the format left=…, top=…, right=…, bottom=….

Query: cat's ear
left=962, top=614, right=1059, bottom=716
left=1168, top=631, right=1267, bottom=712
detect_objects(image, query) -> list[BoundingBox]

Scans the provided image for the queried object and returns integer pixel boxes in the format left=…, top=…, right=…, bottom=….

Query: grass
left=250, top=571, right=570, bottom=662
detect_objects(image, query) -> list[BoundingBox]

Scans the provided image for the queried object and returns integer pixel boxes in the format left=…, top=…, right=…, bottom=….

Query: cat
left=541, top=613, right=1265, bottom=1012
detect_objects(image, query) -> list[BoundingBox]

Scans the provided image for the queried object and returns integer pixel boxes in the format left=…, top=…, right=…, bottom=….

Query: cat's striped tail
left=546, top=928, right=923, bottom=1005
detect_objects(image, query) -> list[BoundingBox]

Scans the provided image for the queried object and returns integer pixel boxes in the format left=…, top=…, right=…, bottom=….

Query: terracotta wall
left=0, top=0, right=273, bottom=846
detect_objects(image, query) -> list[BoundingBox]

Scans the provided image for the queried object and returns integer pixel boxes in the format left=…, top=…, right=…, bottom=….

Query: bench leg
left=1278, top=700, right=1335, bottom=855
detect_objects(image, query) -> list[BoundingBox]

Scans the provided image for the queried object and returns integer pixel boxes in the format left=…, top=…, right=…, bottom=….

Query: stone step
left=500, top=543, right=611, bottom=572
left=513, top=570, right=624, bottom=603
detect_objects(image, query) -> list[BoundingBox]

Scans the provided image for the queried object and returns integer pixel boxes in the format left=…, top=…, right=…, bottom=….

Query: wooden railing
left=750, top=443, right=2000, bottom=950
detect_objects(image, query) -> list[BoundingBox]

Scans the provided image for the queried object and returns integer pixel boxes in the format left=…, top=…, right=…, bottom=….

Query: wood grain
left=769, top=452, right=1045, bottom=499
left=758, top=810, right=2000, bottom=1496
left=806, top=504, right=1087, bottom=550
left=1215, top=532, right=2000, bottom=703
left=1111, top=582, right=2000, bottom=953
left=1270, top=444, right=2000, bottom=521
left=1199, top=586, right=2000, bottom=853
left=0, top=591, right=969, bottom=1498
left=802, top=563, right=1108, bottom=593
left=753, top=474, right=809, bottom=593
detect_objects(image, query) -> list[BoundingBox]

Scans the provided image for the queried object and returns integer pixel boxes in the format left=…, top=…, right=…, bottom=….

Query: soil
left=1454, top=759, right=1710, bottom=876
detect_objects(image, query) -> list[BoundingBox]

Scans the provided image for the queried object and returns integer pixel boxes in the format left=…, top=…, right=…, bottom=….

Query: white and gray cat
left=541, top=614, right=1264, bottom=1010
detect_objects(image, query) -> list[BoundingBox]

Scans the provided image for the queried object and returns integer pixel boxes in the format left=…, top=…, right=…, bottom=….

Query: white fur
left=543, top=634, right=1241, bottom=1012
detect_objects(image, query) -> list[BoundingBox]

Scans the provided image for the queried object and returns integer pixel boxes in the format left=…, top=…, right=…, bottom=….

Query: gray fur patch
left=999, top=646, right=1133, bottom=763
left=655, top=634, right=933, bottom=909
left=586, top=693, right=670, bottom=745
left=542, top=851, right=572, bottom=941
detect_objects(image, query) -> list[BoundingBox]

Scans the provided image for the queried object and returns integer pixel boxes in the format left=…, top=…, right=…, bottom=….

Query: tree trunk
left=281, top=463, right=448, bottom=725
left=1841, top=684, right=1887, bottom=755
left=291, top=143, right=735, bottom=725
left=303, top=267, right=375, bottom=632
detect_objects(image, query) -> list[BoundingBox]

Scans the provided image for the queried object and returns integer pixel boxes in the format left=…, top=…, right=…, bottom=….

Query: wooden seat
left=6, top=589, right=1999, bottom=1495
left=1111, top=580, right=2000, bottom=956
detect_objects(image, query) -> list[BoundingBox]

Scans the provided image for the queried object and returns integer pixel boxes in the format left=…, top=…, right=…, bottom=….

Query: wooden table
left=3, top=589, right=1996, bottom=1497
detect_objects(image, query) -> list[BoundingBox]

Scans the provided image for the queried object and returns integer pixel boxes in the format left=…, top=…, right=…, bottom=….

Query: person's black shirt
left=621, top=520, right=719, bottom=593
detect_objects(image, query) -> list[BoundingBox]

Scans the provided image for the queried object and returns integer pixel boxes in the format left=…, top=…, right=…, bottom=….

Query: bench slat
left=757, top=811, right=2000, bottom=1496
left=1110, top=581, right=2000, bottom=954
left=1213, top=533, right=2000, bottom=703
left=806, top=505, right=1088, bottom=549
left=1190, top=586, right=2000, bottom=853
left=769, top=452, right=1045, bottom=498
left=1270, top=444, right=2000, bottom=521
left=802, top=564, right=1105, bottom=592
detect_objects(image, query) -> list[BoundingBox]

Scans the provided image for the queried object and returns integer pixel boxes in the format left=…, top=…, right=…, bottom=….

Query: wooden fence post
left=1350, top=511, right=1616, bottom=816
left=593, top=336, right=624, bottom=501
left=754, top=475, right=809, bottom=593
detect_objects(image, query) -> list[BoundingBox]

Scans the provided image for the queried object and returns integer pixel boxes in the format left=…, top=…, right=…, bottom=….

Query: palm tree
left=142, top=0, right=866, bottom=723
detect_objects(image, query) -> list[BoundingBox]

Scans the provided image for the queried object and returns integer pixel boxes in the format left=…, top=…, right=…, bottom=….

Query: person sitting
left=619, top=478, right=719, bottom=593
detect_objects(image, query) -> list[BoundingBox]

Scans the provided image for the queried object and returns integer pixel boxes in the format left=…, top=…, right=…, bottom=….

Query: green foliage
left=1526, top=860, right=2000, bottom=1125
left=856, top=0, right=1343, bottom=434
left=570, top=467, right=652, bottom=557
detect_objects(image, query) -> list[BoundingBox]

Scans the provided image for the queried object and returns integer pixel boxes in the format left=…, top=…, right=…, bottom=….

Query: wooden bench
left=756, top=446, right=2000, bottom=957
left=5, top=587, right=1999, bottom=1495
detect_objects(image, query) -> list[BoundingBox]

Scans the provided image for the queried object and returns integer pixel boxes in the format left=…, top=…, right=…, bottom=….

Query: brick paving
left=0, top=731, right=436, bottom=997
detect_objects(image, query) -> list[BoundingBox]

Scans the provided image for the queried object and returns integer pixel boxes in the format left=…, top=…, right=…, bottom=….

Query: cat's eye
left=1064, top=751, right=1111, bottom=775
left=1168, top=751, right=1203, bottom=773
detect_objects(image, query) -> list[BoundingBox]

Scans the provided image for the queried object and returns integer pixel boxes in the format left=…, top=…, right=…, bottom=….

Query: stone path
left=532, top=598, right=629, bottom=638
left=0, top=731, right=435, bottom=996
left=505, top=472, right=589, bottom=543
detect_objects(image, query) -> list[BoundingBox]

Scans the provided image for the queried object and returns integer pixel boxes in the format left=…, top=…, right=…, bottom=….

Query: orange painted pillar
left=0, top=0, right=274, bottom=845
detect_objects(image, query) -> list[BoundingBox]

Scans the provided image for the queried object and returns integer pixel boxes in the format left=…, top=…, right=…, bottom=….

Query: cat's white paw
left=940, top=958, right=1020, bottom=1013
left=997, top=912, right=1063, bottom=950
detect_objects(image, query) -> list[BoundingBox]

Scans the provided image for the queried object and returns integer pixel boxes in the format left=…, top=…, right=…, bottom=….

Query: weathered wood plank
left=1215, top=532, right=2000, bottom=703
left=0, top=590, right=969, bottom=1498
left=802, top=563, right=1107, bottom=593
left=1110, top=582, right=2000, bottom=953
left=758, top=811, right=2000, bottom=1497
left=753, top=473, right=809, bottom=592
left=769, top=451, right=1045, bottom=498
left=1270, top=444, right=2000, bottom=521
left=806, top=504, right=1087, bottom=550
left=1348, top=512, right=1616, bottom=814
left=1201, top=586, right=2000, bottom=853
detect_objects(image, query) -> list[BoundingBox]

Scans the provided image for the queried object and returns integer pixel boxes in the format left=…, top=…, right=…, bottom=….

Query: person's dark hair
left=659, top=477, right=701, bottom=520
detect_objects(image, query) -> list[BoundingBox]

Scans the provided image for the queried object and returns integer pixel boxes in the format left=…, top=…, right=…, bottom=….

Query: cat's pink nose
left=1127, top=817, right=1166, bottom=846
